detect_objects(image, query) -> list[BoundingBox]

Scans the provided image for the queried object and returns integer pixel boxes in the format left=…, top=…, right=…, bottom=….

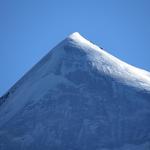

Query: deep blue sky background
left=0, top=0, right=150, bottom=96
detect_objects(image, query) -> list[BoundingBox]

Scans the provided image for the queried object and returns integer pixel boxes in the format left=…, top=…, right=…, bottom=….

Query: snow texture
left=0, top=32, right=150, bottom=150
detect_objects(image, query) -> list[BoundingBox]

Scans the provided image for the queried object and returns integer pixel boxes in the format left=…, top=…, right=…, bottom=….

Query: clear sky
left=0, top=0, right=150, bottom=96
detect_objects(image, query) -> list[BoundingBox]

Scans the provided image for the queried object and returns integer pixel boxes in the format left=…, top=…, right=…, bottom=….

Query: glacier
left=0, top=32, right=150, bottom=150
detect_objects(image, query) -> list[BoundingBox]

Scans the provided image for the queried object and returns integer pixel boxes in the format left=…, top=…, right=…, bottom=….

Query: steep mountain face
left=0, top=32, right=150, bottom=150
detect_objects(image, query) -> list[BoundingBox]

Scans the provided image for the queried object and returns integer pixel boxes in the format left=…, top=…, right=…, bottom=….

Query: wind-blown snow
left=0, top=32, right=150, bottom=150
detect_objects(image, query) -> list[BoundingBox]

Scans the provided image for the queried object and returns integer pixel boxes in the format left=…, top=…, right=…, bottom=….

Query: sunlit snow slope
left=0, top=32, right=150, bottom=150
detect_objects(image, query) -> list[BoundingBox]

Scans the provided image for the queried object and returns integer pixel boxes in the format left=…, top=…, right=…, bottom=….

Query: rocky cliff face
left=0, top=32, right=150, bottom=150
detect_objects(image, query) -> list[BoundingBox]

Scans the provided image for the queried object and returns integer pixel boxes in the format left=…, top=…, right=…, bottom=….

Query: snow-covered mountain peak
left=0, top=33, right=150, bottom=150
left=67, top=32, right=89, bottom=44
left=67, top=32, right=81, bottom=39
left=64, top=32, right=101, bottom=52
left=53, top=33, right=150, bottom=90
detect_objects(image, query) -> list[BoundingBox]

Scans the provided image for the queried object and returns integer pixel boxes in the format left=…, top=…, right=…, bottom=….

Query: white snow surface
left=0, top=32, right=150, bottom=150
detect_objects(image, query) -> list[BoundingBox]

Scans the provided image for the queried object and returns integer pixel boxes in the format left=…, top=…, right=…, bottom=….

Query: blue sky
left=0, top=0, right=150, bottom=96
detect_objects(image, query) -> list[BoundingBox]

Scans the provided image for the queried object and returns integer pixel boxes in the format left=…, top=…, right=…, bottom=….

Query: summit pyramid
left=0, top=32, right=150, bottom=150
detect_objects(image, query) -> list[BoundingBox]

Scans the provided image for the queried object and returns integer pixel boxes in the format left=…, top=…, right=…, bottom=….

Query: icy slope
left=0, top=32, right=150, bottom=150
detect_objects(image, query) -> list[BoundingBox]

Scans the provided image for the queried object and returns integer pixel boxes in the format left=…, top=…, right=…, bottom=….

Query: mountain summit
left=0, top=33, right=150, bottom=150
